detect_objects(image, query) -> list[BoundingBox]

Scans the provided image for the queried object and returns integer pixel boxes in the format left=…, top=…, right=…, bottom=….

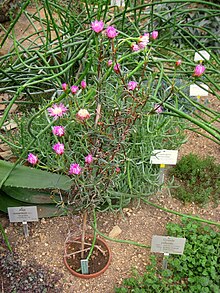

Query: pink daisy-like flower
left=48, top=103, right=68, bottom=119
left=128, top=81, right=138, bottom=91
left=106, top=26, right=118, bottom=39
left=113, top=63, right=120, bottom=74
left=69, top=163, right=82, bottom=175
left=107, top=60, right=113, bottom=67
left=52, top=142, right=64, bottom=155
left=27, top=153, right=38, bottom=165
left=138, top=33, right=149, bottom=49
left=131, top=43, right=140, bottom=52
left=62, top=83, right=67, bottom=91
left=85, top=154, right=93, bottom=164
left=176, top=60, right=182, bottom=67
left=151, top=30, right=158, bottom=40
left=71, top=85, right=79, bottom=94
left=81, top=80, right=87, bottom=89
left=193, top=64, right=205, bottom=77
left=154, top=104, right=163, bottom=114
left=52, top=126, right=65, bottom=137
left=91, top=20, right=104, bottom=33
left=76, top=109, right=90, bottom=121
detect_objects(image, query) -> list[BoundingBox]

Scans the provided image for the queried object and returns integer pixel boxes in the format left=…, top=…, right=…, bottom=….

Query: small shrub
left=169, top=154, right=220, bottom=205
left=115, top=219, right=220, bottom=292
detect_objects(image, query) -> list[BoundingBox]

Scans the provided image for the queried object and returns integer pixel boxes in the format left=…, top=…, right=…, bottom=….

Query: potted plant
left=1, top=1, right=212, bottom=278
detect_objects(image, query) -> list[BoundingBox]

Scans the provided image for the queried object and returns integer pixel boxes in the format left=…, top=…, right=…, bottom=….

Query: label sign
left=151, top=235, right=186, bottom=255
left=194, top=50, right=210, bottom=62
left=111, top=0, right=125, bottom=6
left=81, top=259, right=89, bottom=274
left=8, top=206, right=38, bottom=223
left=150, top=150, right=178, bottom=165
left=190, top=84, right=209, bottom=97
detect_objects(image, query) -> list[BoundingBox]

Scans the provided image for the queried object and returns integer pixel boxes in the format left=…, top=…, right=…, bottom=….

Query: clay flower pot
left=64, top=235, right=111, bottom=279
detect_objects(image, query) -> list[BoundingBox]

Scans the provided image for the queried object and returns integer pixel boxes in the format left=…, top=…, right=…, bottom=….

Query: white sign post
left=111, top=0, right=125, bottom=6
left=150, top=150, right=178, bottom=184
left=190, top=84, right=209, bottom=101
left=8, top=206, right=39, bottom=237
left=194, top=50, right=210, bottom=62
left=151, top=235, right=186, bottom=270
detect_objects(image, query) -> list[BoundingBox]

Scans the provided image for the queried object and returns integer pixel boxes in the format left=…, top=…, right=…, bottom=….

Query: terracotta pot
left=64, top=235, right=111, bottom=279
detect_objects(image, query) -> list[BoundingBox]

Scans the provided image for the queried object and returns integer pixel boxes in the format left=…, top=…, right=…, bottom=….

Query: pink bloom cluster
left=114, top=63, right=120, bottom=74
left=176, top=60, right=182, bottom=67
left=193, top=64, right=205, bottom=77
left=48, top=103, right=68, bottom=119
left=52, top=126, right=65, bottom=137
left=91, top=20, right=119, bottom=39
left=91, top=20, right=104, bottom=33
left=128, top=81, right=138, bottom=91
left=53, top=142, right=65, bottom=155
left=106, top=26, right=118, bottom=39
left=154, top=104, right=163, bottom=114
left=131, top=33, right=149, bottom=52
left=151, top=30, right=158, bottom=40
left=71, top=85, right=79, bottom=94
left=76, top=109, right=90, bottom=121
left=69, top=163, right=82, bottom=175
left=27, top=153, right=38, bottom=165
left=85, top=154, right=93, bottom=164
left=69, top=154, right=93, bottom=175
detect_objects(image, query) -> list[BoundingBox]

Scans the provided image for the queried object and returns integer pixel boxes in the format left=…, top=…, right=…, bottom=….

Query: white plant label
left=111, top=0, right=125, bottom=6
left=8, top=206, right=38, bottom=223
left=150, top=150, right=178, bottom=165
left=151, top=235, right=186, bottom=255
left=81, top=259, right=89, bottom=274
left=194, top=50, right=210, bottom=62
left=190, top=84, right=209, bottom=97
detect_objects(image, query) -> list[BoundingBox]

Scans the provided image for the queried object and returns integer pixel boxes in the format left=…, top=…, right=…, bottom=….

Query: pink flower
left=106, top=26, right=118, bottom=39
left=151, top=30, right=158, bottom=40
left=27, top=153, right=38, bottom=165
left=62, top=83, right=68, bottom=91
left=71, top=85, right=79, bottom=94
left=48, top=103, right=68, bottom=119
left=131, top=43, right=140, bottom=52
left=128, top=81, right=138, bottom=91
left=138, top=33, right=149, bottom=49
left=114, top=63, right=120, bottom=74
left=52, top=126, right=65, bottom=137
left=193, top=64, right=206, bottom=77
left=52, top=142, right=64, bottom=155
left=85, top=154, right=93, bottom=164
left=69, top=163, right=82, bottom=175
left=154, top=104, right=163, bottom=114
left=76, top=109, right=90, bottom=121
left=115, top=167, right=120, bottom=173
left=91, top=20, right=104, bottom=33
left=107, top=60, right=113, bottom=67
left=81, top=80, right=87, bottom=89
left=176, top=60, right=182, bottom=67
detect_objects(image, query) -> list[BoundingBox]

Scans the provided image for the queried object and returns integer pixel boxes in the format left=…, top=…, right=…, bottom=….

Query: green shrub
left=115, top=219, right=220, bottom=292
left=169, top=154, right=220, bottom=205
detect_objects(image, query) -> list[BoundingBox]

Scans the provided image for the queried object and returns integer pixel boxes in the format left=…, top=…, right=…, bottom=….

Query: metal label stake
left=162, top=253, right=169, bottom=270
left=22, top=221, right=29, bottom=237
left=159, top=164, right=165, bottom=184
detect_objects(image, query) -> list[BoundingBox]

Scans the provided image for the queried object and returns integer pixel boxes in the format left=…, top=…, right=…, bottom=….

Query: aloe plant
left=0, top=160, right=72, bottom=217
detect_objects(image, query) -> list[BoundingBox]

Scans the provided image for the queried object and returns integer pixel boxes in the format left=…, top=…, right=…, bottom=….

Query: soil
left=0, top=6, right=220, bottom=293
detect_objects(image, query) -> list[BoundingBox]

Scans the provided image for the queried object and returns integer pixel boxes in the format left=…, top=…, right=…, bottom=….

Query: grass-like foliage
left=115, top=219, right=220, bottom=292
left=169, top=153, right=220, bottom=205
left=0, top=0, right=219, bottom=212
